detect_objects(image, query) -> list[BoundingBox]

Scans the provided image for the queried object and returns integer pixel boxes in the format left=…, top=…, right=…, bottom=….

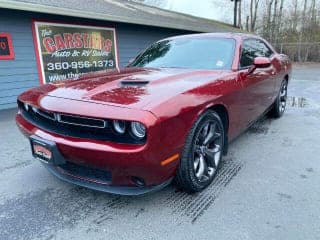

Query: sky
left=141, top=0, right=317, bottom=26
left=143, top=0, right=235, bottom=24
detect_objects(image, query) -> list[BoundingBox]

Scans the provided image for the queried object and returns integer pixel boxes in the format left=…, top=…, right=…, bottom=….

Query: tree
left=265, top=0, right=274, bottom=39
left=238, top=0, right=242, bottom=28
left=249, top=0, right=260, bottom=32
left=276, top=0, right=284, bottom=44
left=135, top=0, right=320, bottom=62
left=231, top=0, right=241, bottom=27
left=298, top=0, right=308, bottom=62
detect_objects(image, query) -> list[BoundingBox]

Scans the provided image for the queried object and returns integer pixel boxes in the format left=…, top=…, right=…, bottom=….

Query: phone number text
left=47, top=60, right=114, bottom=71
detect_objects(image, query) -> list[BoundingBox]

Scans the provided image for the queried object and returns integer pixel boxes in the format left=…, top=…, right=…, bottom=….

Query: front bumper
left=16, top=113, right=178, bottom=195
left=43, top=163, right=172, bottom=195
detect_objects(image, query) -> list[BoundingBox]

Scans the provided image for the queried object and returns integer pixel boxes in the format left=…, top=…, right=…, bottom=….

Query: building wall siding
left=0, top=9, right=192, bottom=110
left=0, top=10, right=38, bottom=110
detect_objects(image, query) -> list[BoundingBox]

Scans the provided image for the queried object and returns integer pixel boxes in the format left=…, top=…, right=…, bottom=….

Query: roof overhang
left=0, top=0, right=239, bottom=33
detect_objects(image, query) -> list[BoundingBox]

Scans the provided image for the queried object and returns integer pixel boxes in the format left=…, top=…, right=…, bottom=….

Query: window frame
left=238, top=37, right=275, bottom=70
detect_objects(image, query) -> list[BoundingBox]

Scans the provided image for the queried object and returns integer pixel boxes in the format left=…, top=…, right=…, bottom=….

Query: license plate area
left=30, top=135, right=65, bottom=165
left=31, top=142, right=52, bottom=162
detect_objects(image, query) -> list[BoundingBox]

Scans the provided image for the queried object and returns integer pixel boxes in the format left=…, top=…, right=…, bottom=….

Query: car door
left=237, top=38, right=276, bottom=127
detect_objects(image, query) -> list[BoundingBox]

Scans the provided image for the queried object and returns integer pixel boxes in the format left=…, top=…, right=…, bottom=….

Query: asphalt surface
left=0, top=64, right=319, bottom=240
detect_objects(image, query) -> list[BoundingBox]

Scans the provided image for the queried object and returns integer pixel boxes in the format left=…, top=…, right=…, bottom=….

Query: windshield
left=128, top=37, right=235, bottom=70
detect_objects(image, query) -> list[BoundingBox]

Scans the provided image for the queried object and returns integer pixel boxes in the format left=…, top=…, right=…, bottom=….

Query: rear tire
left=269, top=80, right=288, bottom=118
left=175, top=110, right=225, bottom=193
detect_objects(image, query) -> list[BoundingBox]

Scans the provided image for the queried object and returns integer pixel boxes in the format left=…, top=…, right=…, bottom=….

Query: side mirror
left=247, top=57, right=271, bottom=75
left=128, top=58, right=134, bottom=64
left=254, top=57, right=271, bottom=68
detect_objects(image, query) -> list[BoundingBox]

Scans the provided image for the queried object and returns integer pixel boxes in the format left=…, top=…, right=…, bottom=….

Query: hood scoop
left=120, top=80, right=149, bottom=87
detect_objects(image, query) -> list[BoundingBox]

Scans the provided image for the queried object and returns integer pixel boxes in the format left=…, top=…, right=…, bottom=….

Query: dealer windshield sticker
left=33, top=21, right=119, bottom=84
left=216, top=60, right=224, bottom=67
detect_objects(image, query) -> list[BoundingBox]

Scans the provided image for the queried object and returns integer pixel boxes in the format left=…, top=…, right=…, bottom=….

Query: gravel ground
left=0, top=64, right=319, bottom=240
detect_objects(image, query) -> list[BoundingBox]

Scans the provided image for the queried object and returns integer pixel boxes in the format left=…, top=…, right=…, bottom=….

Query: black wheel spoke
left=202, top=157, right=209, bottom=177
left=193, top=156, right=200, bottom=171
left=198, top=123, right=209, bottom=144
left=203, top=122, right=216, bottom=145
left=194, top=144, right=202, bottom=154
left=212, top=132, right=222, bottom=142
left=195, top=155, right=206, bottom=178
left=205, top=149, right=216, bottom=168
left=204, top=145, right=221, bottom=169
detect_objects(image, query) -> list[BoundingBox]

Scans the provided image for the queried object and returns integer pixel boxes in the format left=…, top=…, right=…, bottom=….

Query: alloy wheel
left=193, top=121, right=223, bottom=182
left=279, top=81, right=288, bottom=113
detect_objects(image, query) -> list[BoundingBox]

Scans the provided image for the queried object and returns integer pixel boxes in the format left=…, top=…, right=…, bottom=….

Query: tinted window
left=240, top=39, right=274, bottom=68
left=129, top=38, right=235, bottom=70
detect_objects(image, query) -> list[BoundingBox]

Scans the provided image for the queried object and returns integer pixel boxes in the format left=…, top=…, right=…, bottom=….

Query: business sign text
left=33, top=21, right=118, bottom=84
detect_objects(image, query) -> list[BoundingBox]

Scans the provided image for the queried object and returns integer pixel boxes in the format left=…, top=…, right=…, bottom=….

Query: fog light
left=131, top=176, right=145, bottom=187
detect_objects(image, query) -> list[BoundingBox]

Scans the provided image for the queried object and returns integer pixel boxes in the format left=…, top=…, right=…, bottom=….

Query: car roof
left=162, top=32, right=261, bottom=42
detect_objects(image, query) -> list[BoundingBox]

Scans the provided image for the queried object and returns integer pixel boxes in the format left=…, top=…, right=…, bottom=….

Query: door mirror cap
left=246, top=57, right=271, bottom=75
left=254, top=57, right=271, bottom=68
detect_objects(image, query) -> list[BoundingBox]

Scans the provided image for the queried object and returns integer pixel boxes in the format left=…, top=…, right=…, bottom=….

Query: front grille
left=31, top=105, right=106, bottom=128
left=58, top=114, right=106, bottom=128
left=37, top=108, right=56, bottom=121
left=57, top=161, right=112, bottom=184
left=18, top=101, right=145, bottom=144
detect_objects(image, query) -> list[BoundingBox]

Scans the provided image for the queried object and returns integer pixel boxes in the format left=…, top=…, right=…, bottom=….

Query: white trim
left=34, top=21, right=45, bottom=84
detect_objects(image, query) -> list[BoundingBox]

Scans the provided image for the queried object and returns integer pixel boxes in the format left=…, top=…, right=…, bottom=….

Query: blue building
left=0, top=0, right=236, bottom=110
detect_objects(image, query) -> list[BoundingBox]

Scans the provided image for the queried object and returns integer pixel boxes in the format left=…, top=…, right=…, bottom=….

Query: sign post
left=32, top=21, right=119, bottom=84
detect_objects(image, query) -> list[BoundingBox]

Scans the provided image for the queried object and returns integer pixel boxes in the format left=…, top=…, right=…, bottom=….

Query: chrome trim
left=37, top=109, right=56, bottom=121
left=56, top=113, right=107, bottom=128
left=55, top=113, right=61, bottom=122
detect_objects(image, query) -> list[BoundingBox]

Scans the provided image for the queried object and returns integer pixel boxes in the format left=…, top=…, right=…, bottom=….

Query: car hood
left=44, top=67, right=226, bottom=110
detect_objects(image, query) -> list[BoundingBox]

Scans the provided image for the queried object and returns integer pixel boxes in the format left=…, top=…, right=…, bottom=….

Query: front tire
left=270, top=79, right=288, bottom=118
left=175, top=110, right=225, bottom=193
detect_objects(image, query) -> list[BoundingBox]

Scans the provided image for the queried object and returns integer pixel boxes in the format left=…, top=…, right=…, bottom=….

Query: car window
left=255, top=40, right=274, bottom=58
left=240, top=39, right=274, bottom=68
left=129, top=38, right=236, bottom=70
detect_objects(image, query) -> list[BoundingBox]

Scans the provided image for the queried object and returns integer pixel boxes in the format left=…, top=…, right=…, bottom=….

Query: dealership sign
left=32, top=21, right=119, bottom=84
left=0, top=33, right=15, bottom=60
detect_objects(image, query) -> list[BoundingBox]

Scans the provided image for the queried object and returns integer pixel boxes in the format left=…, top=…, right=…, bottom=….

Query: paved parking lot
left=0, top=64, right=319, bottom=240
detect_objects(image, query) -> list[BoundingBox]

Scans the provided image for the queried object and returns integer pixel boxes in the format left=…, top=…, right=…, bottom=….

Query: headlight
left=113, top=120, right=126, bottom=134
left=131, top=122, right=146, bottom=138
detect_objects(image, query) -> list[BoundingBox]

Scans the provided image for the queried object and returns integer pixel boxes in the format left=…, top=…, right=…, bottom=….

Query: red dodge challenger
left=16, top=33, right=291, bottom=195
